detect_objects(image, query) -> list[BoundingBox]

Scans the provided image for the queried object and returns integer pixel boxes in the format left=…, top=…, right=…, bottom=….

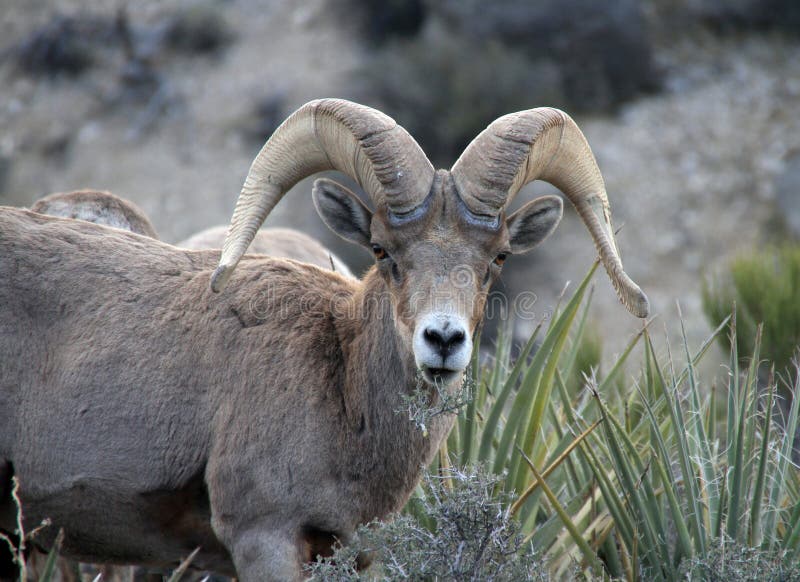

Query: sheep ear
left=312, top=178, right=373, bottom=247
left=506, top=195, right=563, bottom=254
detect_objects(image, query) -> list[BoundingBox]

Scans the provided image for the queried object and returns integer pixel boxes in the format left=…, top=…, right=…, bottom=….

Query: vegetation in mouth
left=399, top=368, right=475, bottom=437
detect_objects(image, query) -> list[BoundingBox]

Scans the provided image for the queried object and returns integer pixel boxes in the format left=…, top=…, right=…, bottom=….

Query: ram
left=179, top=225, right=353, bottom=277
left=32, top=189, right=351, bottom=276
left=30, top=189, right=159, bottom=238
left=0, top=99, right=648, bottom=581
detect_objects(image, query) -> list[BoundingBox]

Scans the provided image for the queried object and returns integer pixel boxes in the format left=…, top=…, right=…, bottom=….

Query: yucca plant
left=702, top=244, right=800, bottom=471
left=422, top=262, right=800, bottom=580
left=571, top=320, right=800, bottom=580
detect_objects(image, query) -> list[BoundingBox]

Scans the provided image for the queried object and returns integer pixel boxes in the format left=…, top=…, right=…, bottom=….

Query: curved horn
left=211, top=99, right=434, bottom=292
left=451, top=108, right=649, bottom=318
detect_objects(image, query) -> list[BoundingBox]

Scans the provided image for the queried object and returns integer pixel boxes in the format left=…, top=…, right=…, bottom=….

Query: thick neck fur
left=332, top=268, right=456, bottom=519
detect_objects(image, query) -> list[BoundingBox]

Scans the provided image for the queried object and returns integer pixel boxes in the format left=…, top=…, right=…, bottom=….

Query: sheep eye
left=372, top=244, right=387, bottom=260
left=493, top=253, right=508, bottom=267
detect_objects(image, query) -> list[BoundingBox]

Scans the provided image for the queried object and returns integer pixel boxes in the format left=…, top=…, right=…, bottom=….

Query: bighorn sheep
left=0, top=99, right=648, bottom=580
left=30, top=189, right=159, bottom=238
left=179, top=226, right=353, bottom=277
left=22, top=188, right=167, bottom=582
left=32, top=189, right=352, bottom=276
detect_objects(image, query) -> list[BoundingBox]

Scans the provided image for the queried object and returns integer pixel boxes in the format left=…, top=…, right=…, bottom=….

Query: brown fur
left=0, top=172, right=558, bottom=580
left=179, top=226, right=353, bottom=277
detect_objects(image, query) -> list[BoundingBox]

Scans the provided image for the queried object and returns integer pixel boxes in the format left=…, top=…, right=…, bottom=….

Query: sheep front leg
left=228, top=525, right=304, bottom=582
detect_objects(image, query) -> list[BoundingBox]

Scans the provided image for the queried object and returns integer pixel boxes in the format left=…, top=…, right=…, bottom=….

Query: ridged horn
left=211, top=98, right=434, bottom=292
left=451, top=107, right=649, bottom=318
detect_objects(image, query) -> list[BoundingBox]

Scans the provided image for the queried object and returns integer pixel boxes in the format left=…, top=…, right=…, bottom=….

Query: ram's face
left=313, top=173, right=563, bottom=387
left=370, top=187, right=505, bottom=384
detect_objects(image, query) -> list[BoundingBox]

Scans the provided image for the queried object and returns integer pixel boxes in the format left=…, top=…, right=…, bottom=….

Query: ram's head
left=211, top=99, right=648, bottom=385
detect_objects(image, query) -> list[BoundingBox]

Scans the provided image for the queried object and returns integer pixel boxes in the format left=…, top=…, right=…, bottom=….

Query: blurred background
left=1, top=0, right=799, bottom=365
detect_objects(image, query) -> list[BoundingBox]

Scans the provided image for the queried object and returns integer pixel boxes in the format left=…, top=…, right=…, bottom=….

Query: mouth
left=421, top=366, right=461, bottom=386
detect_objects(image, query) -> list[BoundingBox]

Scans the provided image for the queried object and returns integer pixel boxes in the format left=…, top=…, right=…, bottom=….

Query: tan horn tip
left=624, top=285, right=650, bottom=319
left=210, top=264, right=235, bottom=293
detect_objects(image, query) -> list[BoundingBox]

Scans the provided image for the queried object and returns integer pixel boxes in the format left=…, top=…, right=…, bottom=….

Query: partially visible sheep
left=31, top=191, right=352, bottom=279
left=179, top=225, right=353, bottom=277
left=31, top=189, right=158, bottom=238
left=14, top=189, right=164, bottom=581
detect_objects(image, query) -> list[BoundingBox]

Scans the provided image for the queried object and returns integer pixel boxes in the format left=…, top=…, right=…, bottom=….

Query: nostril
left=424, top=327, right=444, bottom=347
left=423, top=326, right=466, bottom=356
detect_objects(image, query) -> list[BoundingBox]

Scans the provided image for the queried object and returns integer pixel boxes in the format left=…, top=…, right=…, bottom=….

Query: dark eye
left=372, top=244, right=387, bottom=260
left=493, top=253, right=508, bottom=267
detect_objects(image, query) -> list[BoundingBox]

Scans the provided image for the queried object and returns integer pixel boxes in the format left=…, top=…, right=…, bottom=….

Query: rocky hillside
left=1, top=0, right=799, bottom=364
